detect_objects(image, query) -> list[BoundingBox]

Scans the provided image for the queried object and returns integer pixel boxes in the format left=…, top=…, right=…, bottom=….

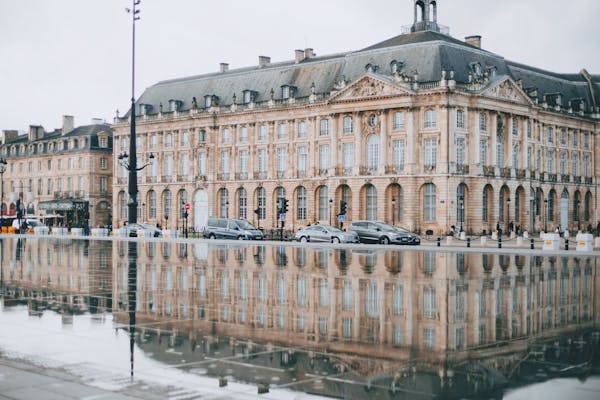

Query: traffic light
left=340, top=200, right=348, bottom=215
left=254, top=208, right=260, bottom=216
left=282, top=199, right=289, bottom=213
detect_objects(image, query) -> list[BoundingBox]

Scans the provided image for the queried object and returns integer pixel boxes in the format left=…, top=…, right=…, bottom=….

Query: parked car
left=348, top=221, right=421, bottom=245
left=294, top=224, right=360, bottom=243
left=204, top=218, right=264, bottom=240
left=126, top=223, right=162, bottom=237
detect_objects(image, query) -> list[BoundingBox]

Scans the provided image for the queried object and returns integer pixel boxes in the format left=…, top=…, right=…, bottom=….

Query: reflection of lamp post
left=391, top=197, right=396, bottom=226
left=544, top=198, right=548, bottom=233
left=329, top=198, right=333, bottom=226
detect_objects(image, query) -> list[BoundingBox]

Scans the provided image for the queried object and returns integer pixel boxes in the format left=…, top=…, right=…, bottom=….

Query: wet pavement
left=0, top=236, right=599, bottom=399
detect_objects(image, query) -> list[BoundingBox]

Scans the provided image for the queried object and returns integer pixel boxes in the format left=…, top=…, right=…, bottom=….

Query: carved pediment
left=482, top=78, right=533, bottom=105
left=330, top=74, right=412, bottom=103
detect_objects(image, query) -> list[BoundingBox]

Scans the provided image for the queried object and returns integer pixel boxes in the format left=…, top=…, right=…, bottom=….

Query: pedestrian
left=596, top=221, right=600, bottom=236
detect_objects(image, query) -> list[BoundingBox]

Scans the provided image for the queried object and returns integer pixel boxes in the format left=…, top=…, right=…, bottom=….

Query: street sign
left=279, top=213, right=286, bottom=221
left=338, top=214, right=346, bottom=223
left=185, top=203, right=190, bottom=210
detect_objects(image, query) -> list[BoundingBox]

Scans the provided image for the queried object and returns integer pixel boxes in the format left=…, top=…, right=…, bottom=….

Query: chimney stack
left=295, top=49, right=305, bottom=63
left=62, top=115, right=74, bottom=135
left=258, top=56, right=271, bottom=68
left=304, top=48, right=315, bottom=59
left=465, top=35, right=482, bottom=49
left=91, top=118, right=105, bottom=125
left=220, top=63, right=229, bottom=73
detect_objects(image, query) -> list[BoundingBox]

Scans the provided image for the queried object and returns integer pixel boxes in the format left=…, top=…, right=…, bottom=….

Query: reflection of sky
left=0, top=305, right=324, bottom=399
left=505, top=378, right=600, bottom=400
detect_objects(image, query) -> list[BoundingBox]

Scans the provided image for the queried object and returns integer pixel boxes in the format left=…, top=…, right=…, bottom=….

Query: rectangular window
left=546, top=150, right=554, bottom=172
left=479, top=140, right=487, bottom=165
left=527, top=120, right=532, bottom=138
left=456, top=110, right=464, bottom=129
left=165, top=154, right=173, bottom=177
left=239, top=127, right=248, bottom=143
left=220, top=151, right=229, bottom=174
left=424, top=138, right=437, bottom=167
left=297, top=146, right=307, bottom=173
left=100, top=157, right=107, bottom=169
left=394, top=112, right=405, bottom=129
left=343, top=117, right=353, bottom=134
left=424, top=287, right=436, bottom=318
left=424, top=110, right=437, bottom=129
left=559, top=153, right=567, bottom=174
left=496, top=141, right=504, bottom=167
left=319, top=144, right=330, bottom=170
left=479, top=113, right=487, bottom=132
left=277, top=123, right=288, bottom=139
left=547, top=127, right=554, bottom=144
left=238, top=150, right=248, bottom=173
left=257, top=148, right=267, bottom=173
left=181, top=132, right=189, bottom=146
left=297, top=121, right=306, bottom=138
left=560, top=129, right=566, bottom=145
left=100, top=177, right=107, bottom=193
left=392, top=139, right=405, bottom=171
left=456, top=138, right=465, bottom=166
left=573, top=131, right=578, bottom=147
left=343, top=143, right=354, bottom=170
left=583, top=155, right=590, bottom=177
left=512, top=145, right=518, bottom=168
left=150, top=135, right=157, bottom=148
left=276, top=147, right=286, bottom=172
left=572, top=154, right=578, bottom=176
left=424, top=184, right=436, bottom=222
left=320, top=119, right=329, bottom=136
left=198, top=153, right=206, bottom=175
left=527, top=147, right=532, bottom=169
left=258, top=125, right=267, bottom=141
left=583, top=133, right=589, bottom=149
left=222, top=128, right=231, bottom=144
left=512, top=119, right=518, bottom=136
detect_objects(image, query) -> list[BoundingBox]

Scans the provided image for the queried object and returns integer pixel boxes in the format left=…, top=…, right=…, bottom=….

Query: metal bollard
left=498, top=237, right=502, bottom=249
left=437, top=237, right=441, bottom=247
left=467, top=237, right=471, bottom=248
left=565, top=239, right=569, bottom=251
left=530, top=238, right=534, bottom=250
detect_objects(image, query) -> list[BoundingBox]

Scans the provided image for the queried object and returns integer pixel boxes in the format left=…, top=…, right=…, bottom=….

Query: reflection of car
left=204, top=218, right=264, bottom=240
left=294, top=225, right=360, bottom=243
left=12, top=219, right=45, bottom=230
left=348, top=221, right=421, bottom=245
left=127, top=223, right=162, bottom=237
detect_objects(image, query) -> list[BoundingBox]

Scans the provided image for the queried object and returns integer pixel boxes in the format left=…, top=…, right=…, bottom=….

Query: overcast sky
left=1, top=0, right=599, bottom=131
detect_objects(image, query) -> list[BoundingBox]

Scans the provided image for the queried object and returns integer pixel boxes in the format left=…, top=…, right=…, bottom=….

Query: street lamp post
left=0, top=158, right=6, bottom=223
left=544, top=198, right=548, bottom=233
left=458, top=196, right=464, bottom=233
left=575, top=199, right=581, bottom=231
left=391, top=197, right=396, bottom=226
left=507, top=197, right=511, bottom=233
left=225, top=200, right=229, bottom=219
left=329, top=199, right=333, bottom=226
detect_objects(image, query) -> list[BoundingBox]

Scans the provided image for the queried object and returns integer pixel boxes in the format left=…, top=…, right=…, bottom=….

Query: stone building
left=112, top=0, right=599, bottom=234
left=0, top=116, right=113, bottom=227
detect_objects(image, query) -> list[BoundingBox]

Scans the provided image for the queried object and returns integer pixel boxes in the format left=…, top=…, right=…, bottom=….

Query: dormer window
left=390, top=60, right=404, bottom=74
left=470, top=62, right=482, bottom=79
left=139, top=103, right=152, bottom=115
left=169, top=99, right=182, bottom=112
left=204, top=95, right=219, bottom=108
left=281, top=85, right=290, bottom=99
left=242, top=90, right=256, bottom=104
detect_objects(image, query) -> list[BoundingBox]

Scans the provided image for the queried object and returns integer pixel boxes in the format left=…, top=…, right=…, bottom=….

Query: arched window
left=584, top=192, right=592, bottom=221
left=457, top=184, right=466, bottom=225
left=296, top=186, right=307, bottom=220
left=366, top=134, right=380, bottom=170
left=423, top=183, right=436, bottom=222
left=257, top=187, right=266, bottom=220
left=163, top=190, right=172, bottom=220
left=178, top=190, right=187, bottom=218
left=548, top=191, right=555, bottom=221
left=219, top=188, right=229, bottom=218
left=238, top=188, right=247, bottom=219
left=574, top=191, right=581, bottom=222
left=482, top=186, right=489, bottom=222
left=318, top=186, right=328, bottom=221
left=148, top=190, right=156, bottom=219
left=366, top=184, right=377, bottom=220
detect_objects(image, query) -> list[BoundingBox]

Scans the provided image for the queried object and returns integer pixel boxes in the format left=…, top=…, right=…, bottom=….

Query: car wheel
left=208, top=233, right=216, bottom=239
left=379, top=236, right=390, bottom=245
left=237, top=235, right=244, bottom=240
left=300, top=236, right=308, bottom=243
left=331, top=237, right=340, bottom=244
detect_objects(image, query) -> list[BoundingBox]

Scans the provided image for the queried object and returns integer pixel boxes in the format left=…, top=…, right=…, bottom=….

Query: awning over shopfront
left=38, top=199, right=77, bottom=212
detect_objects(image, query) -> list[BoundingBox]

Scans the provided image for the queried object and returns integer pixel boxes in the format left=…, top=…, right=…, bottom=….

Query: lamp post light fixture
left=544, top=198, right=548, bottom=233
left=391, top=197, right=396, bottom=226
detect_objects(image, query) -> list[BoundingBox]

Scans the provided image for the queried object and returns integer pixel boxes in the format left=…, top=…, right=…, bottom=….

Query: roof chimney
left=304, top=48, right=315, bottom=59
left=258, top=56, right=271, bottom=68
left=62, top=115, right=74, bottom=135
left=220, top=63, right=229, bottom=73
left=91, top=118, right=105, bottom=125
left=465, top=35, right=482, bottom=49
left=294, top=49, right=305, bottom=63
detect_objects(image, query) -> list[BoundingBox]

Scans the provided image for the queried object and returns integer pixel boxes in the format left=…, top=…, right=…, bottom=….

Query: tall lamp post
left=329, top=198, right=333, bottom=226
left=0, top=158, right=6, bottom=223
left=507, top=197, right=511, bottom=233
left=391, top=197, right=396, bottom=226
left=459, top=196, right=464, bottom=233
left=544, top=198, right=548, bottom=233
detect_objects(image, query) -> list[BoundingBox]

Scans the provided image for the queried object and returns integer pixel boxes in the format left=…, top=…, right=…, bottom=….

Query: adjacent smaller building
left=0, top=116, right=113, bottom=227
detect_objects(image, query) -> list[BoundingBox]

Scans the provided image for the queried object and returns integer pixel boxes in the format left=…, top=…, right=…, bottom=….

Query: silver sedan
left=294, top=225, right=359, bottom=244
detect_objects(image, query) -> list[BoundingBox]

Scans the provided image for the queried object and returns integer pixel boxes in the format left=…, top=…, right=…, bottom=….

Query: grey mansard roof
left=134, top=30, right=599, bottom=116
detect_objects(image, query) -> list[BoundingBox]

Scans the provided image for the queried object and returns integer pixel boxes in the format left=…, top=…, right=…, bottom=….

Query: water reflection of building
left=1, top=238, right=113, bottom=315
left=112, top=242, right=598, bottom=396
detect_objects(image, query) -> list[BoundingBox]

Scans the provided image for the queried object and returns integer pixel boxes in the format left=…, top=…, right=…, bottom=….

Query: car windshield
left=141, top=223, right=158, bottom=230
left=323, top=226, right=342, bottom=233
left=235, top=220, right=256, bottom=230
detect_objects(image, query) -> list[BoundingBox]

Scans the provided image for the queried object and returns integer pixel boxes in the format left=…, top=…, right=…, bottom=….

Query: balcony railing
left=236, top=172, right=248, bottom=180
left=574, top=176, right=582, bottom=184
left=516, top=169, right=526, bottom=179
left=483, top=166, right=495, bottom=177
left=254, top=171, right=267, bottom=180
left=585, top=177, right=593, bottom=185
left=455, top=164, right=469, bottom=175
left=561, top=174, right=571, bottom=183
left=360, top=166, right=377, bottom=175
left=296, top=170, right=307, bottom=179
left=317, top=168, right=329, bottom=177
left=548, top=173, right=557, bottom=183
left=276, top=171, right=285, bottom=179
left=217, top=173, right=230, bottom=181
left=500, top=167, right=512, bottom=178
left=423, top=165, right=436, bottom=174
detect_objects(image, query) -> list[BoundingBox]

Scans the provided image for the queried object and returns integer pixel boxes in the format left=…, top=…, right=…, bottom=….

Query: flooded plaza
left=0, top=236, right=599, bottom=399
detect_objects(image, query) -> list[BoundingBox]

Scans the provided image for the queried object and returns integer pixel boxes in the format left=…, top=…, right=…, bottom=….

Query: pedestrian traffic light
left=340, top=200, right=348, bottom=215
left=282, top=199, right=289, bottom=213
